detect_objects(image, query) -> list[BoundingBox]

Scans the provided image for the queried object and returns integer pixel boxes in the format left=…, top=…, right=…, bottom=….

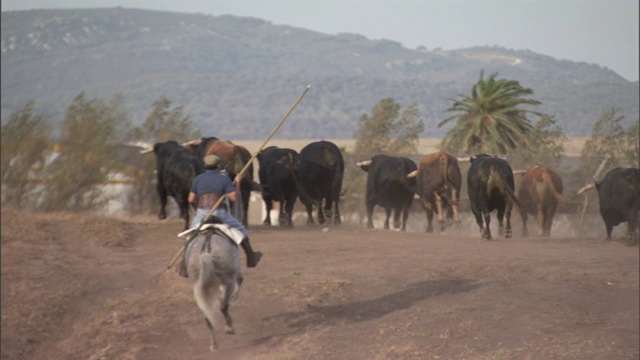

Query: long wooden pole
left=167, top=85, right=311, bottom=269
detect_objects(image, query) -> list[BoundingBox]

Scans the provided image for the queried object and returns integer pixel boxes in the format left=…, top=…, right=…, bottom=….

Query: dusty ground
left=1, top=208, right=638, bottom=360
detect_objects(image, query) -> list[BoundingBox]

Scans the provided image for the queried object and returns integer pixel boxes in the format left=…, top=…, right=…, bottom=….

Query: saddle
left=176, top=222, right=243, bottom=278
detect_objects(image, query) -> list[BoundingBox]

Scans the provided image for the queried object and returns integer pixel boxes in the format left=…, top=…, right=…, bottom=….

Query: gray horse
left=185, top=227, right=243, bottom=352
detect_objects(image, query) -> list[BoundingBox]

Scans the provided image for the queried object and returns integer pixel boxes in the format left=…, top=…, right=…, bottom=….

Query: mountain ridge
left=2, top=8, right=638, bottom=139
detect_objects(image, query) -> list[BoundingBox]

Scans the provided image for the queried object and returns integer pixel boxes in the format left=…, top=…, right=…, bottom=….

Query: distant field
left=235, top=137, right=590, bottom=157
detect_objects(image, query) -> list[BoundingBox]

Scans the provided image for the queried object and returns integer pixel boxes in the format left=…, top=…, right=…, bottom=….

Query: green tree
left=345, top=98, right=424, bottom=220
left=439, top=70, right=542, bottom=155
left=130, top=95, right=201, bottom=143
left=40, top=93, right=131, bottom=211
left=352, top=98, right=423, bottom=159
left=507, top=115, right=567, bottom=170
left=1, top=101, right=52, bottom=209
left=580, top=107, right=639, bottom=181
left=126, top=95, right=201, bottom=214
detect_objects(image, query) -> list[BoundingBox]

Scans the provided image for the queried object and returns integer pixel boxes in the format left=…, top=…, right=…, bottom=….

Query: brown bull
left=516, top=166, right=576, bottom=237
left=408, top=151, right=462, bottom=233
left=184, top=137, right=258, bottom=227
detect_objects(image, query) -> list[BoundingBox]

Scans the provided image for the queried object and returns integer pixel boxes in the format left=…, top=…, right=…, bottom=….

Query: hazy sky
left=2, top=0, right=638, bottom=81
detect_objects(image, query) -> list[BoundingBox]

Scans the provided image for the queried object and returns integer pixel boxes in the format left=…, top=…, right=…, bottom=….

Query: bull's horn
left=356, top=160, right=372, bottom=167
left=457, top=157, right=472, bottom=163
left=124, top=140, right=153, bottom=155
left=407, top=170, right=418, bottom=178
left=181, top=139, right=203, bottom=147
left=576, top=183, right=596, bottom=196
left=124, top=140, right=153, bottom=148
left=512, top=170, right=526, bottom=176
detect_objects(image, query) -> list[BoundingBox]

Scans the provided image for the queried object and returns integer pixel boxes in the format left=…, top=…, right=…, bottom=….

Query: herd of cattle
left=142, top=138, right=639, bottom=244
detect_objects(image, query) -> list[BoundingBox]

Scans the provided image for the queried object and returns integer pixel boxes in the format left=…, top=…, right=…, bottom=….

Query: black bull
left=152, top=141, right=204, bottom=230
left=358, top=154, right=417, bottom=231
left=578, top=167, right=640, bottom=243
left=257, top=146, right=315, bottom=227
left=298, top=140, right=345, bottom=225
left=466, top=154, right=519, bottom=240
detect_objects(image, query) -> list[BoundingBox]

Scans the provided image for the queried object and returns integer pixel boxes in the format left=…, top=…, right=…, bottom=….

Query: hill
left=1, top=8, right=638, bottom=139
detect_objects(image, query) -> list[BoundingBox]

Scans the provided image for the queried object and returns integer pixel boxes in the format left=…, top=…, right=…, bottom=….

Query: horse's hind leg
left=220, top=284, right=236, bottom=334
left=204, top=318, right=218, bottom=351
left=194, top=286, right=218, bottom=351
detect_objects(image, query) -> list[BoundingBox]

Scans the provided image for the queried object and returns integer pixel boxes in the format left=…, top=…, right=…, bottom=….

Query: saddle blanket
left=178, top=224, right=243, bottom=245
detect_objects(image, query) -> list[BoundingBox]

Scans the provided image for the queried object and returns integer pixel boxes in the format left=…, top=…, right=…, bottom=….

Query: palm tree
left=439, top=70, right=542, bottom=154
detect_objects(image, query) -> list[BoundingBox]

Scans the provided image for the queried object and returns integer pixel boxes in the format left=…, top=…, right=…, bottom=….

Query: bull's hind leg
left=384, top=207, right=392, bottom=229
left=520, top=207, right=529, bottom=237
left=175, top=197, right=190, bottom=230
left=536, top=204, right=544, bottom=237
left=393, top=206, right=402, bottom=229
left=482, top=210, right=492, bottom=240
left=435, top=193, right=446, bottom=232
left=505, top=203, right=513, bottom=239
left=305, top=202, right=315, bottom=225
left=401, top=205, right=410, bottom=231
left=366, top=203, right=375, bottom=228
left=543, top=206, right=556, bottom=237
left=315, top=198, right=327, bottom=225
left=471, top=207, right=486, bottom=239
left=157, top=190, right=168, bottom=219
left=452, top=189, right=462, bottom=227
left=333, top=198, right=342, bottom=225
left=262, top=197, right=273, bottom=226
left=497, top=207, right=505, bottom=238
left=626, top=209, right=638, bottom=245
left=425, top=208, right=435, bottom=233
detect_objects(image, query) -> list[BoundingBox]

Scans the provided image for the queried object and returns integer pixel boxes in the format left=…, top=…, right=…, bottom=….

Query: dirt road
left=1, top=209, right=638, bottom=359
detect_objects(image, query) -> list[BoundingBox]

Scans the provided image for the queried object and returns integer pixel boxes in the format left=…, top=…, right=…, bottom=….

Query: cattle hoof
left=505, top=230, right=512, bottom=239
left=158, top=214, right=167, bottom=220
left=225, top=326, right=235, bottom=334
left=334, top=217, right=342, bottom=225
left=393, top=221, right=401, bottom=229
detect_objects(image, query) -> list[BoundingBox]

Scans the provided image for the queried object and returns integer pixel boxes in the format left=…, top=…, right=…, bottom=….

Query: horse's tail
left=194, top=252, right=219, bottom=330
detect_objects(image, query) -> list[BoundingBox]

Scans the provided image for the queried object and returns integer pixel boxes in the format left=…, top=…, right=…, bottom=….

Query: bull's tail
left=439, top=154, right=459, bottom=205
left=440, top=153, right=449, bottom=185
left=288, top=153, right=318, bottom=206
left=490, top=165, right=520, bottom=207
left=504, top=181, right=520, bottom=207
left=542, top=170, right=579, bottom=205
